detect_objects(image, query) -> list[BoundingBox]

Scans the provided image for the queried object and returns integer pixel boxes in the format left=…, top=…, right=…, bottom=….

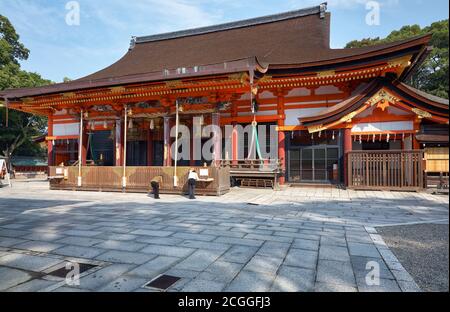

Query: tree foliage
left=346, top=20, right=449, bottom=99
left=0, top=14, right=52, bottom=160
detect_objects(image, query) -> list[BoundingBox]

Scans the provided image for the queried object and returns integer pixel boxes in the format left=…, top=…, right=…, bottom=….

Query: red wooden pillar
left=413, top=118, right=422, bottom=150
left=212, top=112, right=221, bottom=166
left=277, top=92, right=286, bottom=184
left=47, top=116, right=54, bottom=166
left=232, top=122, right=238, bottom=165
left=163, top=116, right=171, bottom=167
left=278, top=129, right=286, bottom=184
left=343, top=128, right=352, bottom=186
left=115, top=120, right=122, bottom=166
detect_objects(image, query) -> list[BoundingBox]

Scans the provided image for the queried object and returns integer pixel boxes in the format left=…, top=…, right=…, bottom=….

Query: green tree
left=346, top=20, right=449, bottom=99
left=0, top=15, right=52, bottom=164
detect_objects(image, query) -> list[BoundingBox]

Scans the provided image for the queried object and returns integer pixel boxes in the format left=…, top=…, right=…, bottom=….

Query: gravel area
left=377, top=223, right=449, bottom=292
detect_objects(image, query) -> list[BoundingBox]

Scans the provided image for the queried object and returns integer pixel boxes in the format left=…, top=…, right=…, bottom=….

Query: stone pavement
left=0, top=180, right=448, bottom=292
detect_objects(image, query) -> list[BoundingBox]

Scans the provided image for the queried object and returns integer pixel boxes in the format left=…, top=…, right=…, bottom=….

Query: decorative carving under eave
left=165, top=80, right=183, bottom=88
left=62, top=92, right=75, bottom=98
left=307, top=124, right=327, bottom=134
left=339, top=111, right=358, bottom=124
left=258, top=75, right=273, bottom=83
left=22, top=97, right=34, bottom=104
left=412, top=108, right=432, bottom=119
left=365, top=89, right=399, bottom=107
left=316, top=70, right=336, bottom=78
left=110, top=86, right=126, bottom=93
left=388, top=55, right=412, bottom=69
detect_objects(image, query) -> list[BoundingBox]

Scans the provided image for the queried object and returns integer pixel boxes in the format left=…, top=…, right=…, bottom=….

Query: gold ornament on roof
left=412, top=108, right=432, bottom=119
left=308, top=124, right=327, bottom=134
left=365, top=89, right=398, bottom=107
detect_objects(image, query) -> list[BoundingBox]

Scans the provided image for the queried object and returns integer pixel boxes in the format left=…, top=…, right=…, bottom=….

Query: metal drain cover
left=145, top=275, right=180, bottom=290
left=47, top=263, right=98, bottom=278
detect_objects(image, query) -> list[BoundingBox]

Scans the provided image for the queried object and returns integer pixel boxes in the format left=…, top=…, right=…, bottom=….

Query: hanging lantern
left=291, top=131, right=294, bottom=139
left=318, top=131, right=322, bottom=138
left=311, top=133, right=314, bottom=140
left=103, top=120, right=108, bottom=129
left=386, top=133, right=390, bottom=143
left=359, top=135, right=362, bottom=144
left=402, top=133, right=405, bottom=142
left=149, top=119, right=155, bottom=130
left=128, top=118, right=133, bottom=129
left=373, top=134, right=376, bottom=143
left=332, top=131, right=335, bottom=141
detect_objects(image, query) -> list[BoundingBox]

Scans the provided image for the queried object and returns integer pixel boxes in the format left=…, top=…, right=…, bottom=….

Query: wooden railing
left=219, top=159, right=281, bottom=174
left=347, top=150, right=424, bottom=191
left=48, top=166, right=230, bottom=196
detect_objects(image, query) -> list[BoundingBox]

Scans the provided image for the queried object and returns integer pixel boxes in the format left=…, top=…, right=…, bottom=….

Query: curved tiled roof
left=300, top=78, right=449, bottom=127
left=397, top=83, right=449, bottom=106
left=0, top=4, right=433, bottom=99
left=78, top=5, right=431, bottom=83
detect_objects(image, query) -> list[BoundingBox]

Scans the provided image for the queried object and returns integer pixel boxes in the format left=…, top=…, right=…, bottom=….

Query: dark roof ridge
left=133, top=3, right=327, bottom=46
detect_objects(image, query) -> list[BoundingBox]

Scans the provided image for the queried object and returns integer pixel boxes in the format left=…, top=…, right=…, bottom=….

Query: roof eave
left=1, top=57, right=263, bottom=100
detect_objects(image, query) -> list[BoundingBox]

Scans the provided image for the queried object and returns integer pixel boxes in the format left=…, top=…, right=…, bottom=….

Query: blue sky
left=1, top=0, right=448, bottom=83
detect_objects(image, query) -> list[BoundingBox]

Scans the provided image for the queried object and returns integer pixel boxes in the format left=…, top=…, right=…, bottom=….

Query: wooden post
left=190, top=121, right=195, bottom=166
left=115, top=119, right=122, bottom=166
left=343, top=128, right=352, bottom=186
left=77, top=110, right=83, bottom=187
left=277, top=91, right=286, bottom=184
left=163, top=116, right=171, bottom=167
left=232, top=122, right=238, bottom=165
left=47, top=116, right=54, bottom=167
left=174, top=100, right=180, bottom=186
left=122, top=106, right=128, bottom=189
left=212, top=112, right=221, bottom=167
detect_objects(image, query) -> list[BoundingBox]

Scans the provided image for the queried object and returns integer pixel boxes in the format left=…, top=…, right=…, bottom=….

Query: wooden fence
left=48, top=166, right=230, bottom=196
left=347, top=150, right=424, bottom=191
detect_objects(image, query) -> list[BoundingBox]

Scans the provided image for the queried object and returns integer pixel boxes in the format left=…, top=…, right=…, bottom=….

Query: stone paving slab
left=0, top=267, right=32, bottom=291
left=0, top=253, right=63, bottom=272
left=13, top=241, right=63, bottom=253
left=0, top=180, right=448, bottom=292
left=128, top=256, right=180, bottom=278
left=5, top=278, right=56, bottom=292
left=284, top=249, right=318, bottom=270
left=52, top=246, right=106, bottom=259
left=225, top=270, right=275, bottom=292
left=316, top=260, right=356, bottom=287
left=95, top=250, right=156, bottom=265
left=140, top=245, right=195, bottom=258
left=271, top=265, right=315, bottom=292
left=99, top=275, right=148, bottom=292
